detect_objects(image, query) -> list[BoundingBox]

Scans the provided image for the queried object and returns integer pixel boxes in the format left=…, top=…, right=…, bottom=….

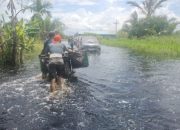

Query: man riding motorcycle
left=40, top=31, right=55, bottom=79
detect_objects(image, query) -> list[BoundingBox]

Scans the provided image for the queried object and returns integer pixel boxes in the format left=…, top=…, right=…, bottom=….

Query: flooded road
left=1, top=45, right=180, bottom=130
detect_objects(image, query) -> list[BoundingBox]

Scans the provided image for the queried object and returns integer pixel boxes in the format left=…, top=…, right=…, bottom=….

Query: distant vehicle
left=81, top=36, right=101, bottom=54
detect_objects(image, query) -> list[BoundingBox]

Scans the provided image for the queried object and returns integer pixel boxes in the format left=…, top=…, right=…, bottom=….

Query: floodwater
left=1, top=44, right=180, bottom=130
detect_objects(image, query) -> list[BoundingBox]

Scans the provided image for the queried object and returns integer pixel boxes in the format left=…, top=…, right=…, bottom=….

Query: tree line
left=119, top=0, right=179, bottom=38
left=0, top=0, right=65, bottom=67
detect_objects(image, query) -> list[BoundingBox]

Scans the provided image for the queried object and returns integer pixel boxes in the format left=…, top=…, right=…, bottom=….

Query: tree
left=121, top=11, right=139, bottom=37
left=7, top=0, right=18, bottom=65
left=30, top=0, right=52, bottom=20
left=122, top=16, right=179, bottom=38
left=0, top=0, right=36, bottom=66
left=51, top=19, right=65, bottom=34
left=29, top=0, right=52, bottom=39
left=43, top=17, right=65, bottom=36
left=122, top=11, right=138, bottom=32
left=121, top=0, right=179, bottom=38
left=127, top=0, right=167, bottom=18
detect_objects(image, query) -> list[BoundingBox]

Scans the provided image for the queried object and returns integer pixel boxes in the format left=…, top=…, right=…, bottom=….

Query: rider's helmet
left=53, top=34, right=62, bottom=43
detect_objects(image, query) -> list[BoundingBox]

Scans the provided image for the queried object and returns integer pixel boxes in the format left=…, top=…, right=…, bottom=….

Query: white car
left=81, top=37, right=101, bottom=54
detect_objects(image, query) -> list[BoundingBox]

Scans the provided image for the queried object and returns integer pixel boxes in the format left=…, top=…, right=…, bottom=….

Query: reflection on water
left=1, top=45, right=180, bottom=130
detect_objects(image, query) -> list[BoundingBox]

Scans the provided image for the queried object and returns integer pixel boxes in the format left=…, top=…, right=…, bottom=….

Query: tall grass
left=0, top=41, right=43, bottom=68
left=100, top=35, right=180, bottom=58
left=24, top=41, right=43, bottom=61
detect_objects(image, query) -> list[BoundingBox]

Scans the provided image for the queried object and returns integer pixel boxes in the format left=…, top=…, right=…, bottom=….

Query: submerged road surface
left=1, top=45, right=180, bottom=130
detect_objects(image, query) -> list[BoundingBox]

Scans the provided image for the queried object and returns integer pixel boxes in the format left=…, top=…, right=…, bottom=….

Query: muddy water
left=0, top=45, right=180, bottom=130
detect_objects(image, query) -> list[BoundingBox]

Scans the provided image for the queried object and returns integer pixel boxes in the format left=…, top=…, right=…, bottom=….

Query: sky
left=1, top=0, right=180, bottom=35
left=48, top=0, right=180, bottom=34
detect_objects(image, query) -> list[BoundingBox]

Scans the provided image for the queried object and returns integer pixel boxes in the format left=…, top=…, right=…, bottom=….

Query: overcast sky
left=1, top=0, right=180, bottom=34
left=48, top=0, right=180, bottom=34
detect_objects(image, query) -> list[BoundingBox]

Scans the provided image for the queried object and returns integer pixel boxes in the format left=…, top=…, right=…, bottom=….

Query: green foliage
left=30, top=0, right=52, bottom=18
left=0, top=20, right=35, bottom=65
left=26, top=19, right=41, bottom=37
left=122, top=0, right=180, bottom=38
left=44, top=17, right=65, bottom=35
left=29, top=1, right=65, bottom=39
left=0, top=0, right=64, bottom=67
left=16, top=20, right=35, bottom=51
left=29, top=0, right=52, bottom=39
left=122, top=15, right=179, bottom=38
left=127, top=0, right=167, bottom=18
left=175, top=30, right=180, bottom=35
left=24, top=40, right=43, bottom=61
left=101, top=35, right=180, bottom=58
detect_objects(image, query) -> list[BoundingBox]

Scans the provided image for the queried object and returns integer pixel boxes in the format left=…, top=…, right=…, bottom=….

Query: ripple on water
left=1, top=45, right=180, bottom=129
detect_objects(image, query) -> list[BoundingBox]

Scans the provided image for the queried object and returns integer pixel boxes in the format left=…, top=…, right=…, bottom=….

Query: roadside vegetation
left=101, top=34, right=180, bottom=58
left=101, top=0, right=180, bottom=58
left=0, top=0, right=65, bottom=67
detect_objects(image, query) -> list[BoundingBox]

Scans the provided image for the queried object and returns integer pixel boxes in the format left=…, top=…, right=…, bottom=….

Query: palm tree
left=122, top=11, right=138, bottom=32
left=30, top=0, right=52, bottom=20
left=51, top=19, right=65, bottom=33
left=121, top=11, right=139, bottom=37
left=29, top=0, right=52, bottom=38
left=127, top=11, right=138, bottom=25
left=127, top=0, right=167, bottom=18
left=43, top=17, right=65, bottom=35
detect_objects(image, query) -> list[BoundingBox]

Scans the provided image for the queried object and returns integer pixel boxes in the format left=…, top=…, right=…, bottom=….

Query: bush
left=122, top=16, right=179, bottom=38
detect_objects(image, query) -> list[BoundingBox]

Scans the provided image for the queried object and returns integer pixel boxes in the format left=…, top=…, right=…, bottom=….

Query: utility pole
left=21, top=0, right=23, bottom=9
left=114, top=19, right=119, bottom=37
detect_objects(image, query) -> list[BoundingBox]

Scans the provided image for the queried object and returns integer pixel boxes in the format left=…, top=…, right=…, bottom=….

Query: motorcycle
left=39, top=50, right=89, bottom=81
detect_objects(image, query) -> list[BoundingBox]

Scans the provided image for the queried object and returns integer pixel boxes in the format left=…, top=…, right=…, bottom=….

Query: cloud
left=50, top=0, right=97, bottom=6
left=0, top=0, right=33, bottom=21
left=1, top=0, right=179, bottom=34
left=50, top=0, right=180, bottom=34
left=52, top=5, right=131, bottom=34
left=106, top=0, right=118, bottom=4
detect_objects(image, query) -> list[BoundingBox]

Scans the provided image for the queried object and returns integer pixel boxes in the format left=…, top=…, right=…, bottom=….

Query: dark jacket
left=41, top=39, right=52, bottom=55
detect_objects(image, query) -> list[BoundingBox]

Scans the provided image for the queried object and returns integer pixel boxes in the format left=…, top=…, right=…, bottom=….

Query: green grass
left=0, top=41, right=43, bottom=68
left=100, top=35, right=180, bottom=58
left=24, top=42, right=43, bottom=62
